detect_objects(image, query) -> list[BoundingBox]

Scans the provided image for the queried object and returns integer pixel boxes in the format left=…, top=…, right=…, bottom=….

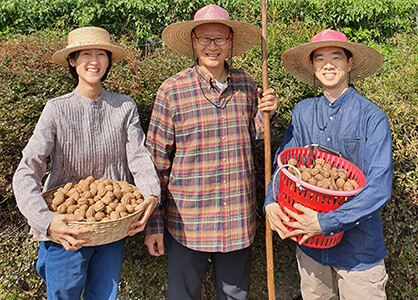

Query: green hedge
left=1, top=0, right=416, bottom=47
left=1, top=3, right=417, bottom=298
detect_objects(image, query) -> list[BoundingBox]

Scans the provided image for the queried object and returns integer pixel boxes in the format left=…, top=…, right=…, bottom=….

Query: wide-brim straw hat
left=52, top=27, right=128, bottom=66
left=282, top=29, right=383, bottom=86
left=162, top=4, right=261, bottom=58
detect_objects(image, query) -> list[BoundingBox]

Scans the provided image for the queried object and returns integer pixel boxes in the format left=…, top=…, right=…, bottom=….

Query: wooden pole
left=261, top=0, right=275, bottom=299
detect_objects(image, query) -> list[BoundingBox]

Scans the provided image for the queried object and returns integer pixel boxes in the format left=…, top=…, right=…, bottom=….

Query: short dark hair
left=67, top=50, right=112, bottom=84
left=309, top=47, right=353, bottom=62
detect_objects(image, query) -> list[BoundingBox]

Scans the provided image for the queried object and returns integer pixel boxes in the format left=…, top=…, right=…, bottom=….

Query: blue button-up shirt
left=265, top=86, right=393, bottom=270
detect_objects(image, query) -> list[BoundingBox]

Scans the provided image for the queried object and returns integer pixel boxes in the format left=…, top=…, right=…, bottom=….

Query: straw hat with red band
left=281, top=29, right=383, bottom=86
left=52, top=27, right=128, bottom=66
left=162, top=4, right=261, bottom=58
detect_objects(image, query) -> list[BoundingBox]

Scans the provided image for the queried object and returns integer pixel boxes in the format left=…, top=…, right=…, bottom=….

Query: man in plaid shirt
left=145, top=5, right=277, bottom=299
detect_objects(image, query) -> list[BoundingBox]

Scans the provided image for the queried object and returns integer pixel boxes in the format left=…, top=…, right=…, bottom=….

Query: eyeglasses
left=194, top=36, right=230, bottom=46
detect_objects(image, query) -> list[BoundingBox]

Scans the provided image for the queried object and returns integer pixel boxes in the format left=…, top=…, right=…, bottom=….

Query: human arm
left=316, top=111, right=393, bottom=236
left=142, top=84, right=176, bottom=252
left=257, top=88, right=278, bottom=118
left=47, top=214, right=92, bottom=250
left=12, top=102, right=56, bottom=236
left=264, top=113, right=302, bottom=241
left=144, top=233, right=164, bottom=256
left=12, top=102, right=92, bottom=248
left=124, top=100, right=161, bottom=235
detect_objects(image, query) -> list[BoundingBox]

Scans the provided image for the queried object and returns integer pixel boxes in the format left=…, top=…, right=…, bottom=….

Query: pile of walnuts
left=287, top=157, right=359, bottom=191
left=44, top=176, right=144, bottom=222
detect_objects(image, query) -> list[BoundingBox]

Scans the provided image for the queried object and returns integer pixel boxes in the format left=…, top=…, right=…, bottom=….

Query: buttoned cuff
left=317, top=212, right=343, bottom=236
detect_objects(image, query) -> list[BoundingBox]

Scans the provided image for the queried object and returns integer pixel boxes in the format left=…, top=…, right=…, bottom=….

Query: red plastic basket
left=273, top=147, right=366, bottom=248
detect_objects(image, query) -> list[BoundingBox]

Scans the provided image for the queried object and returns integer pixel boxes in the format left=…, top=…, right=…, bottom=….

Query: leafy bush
left=1, top=0, right=416, bottom=48
left=1, top=3, right=417, bottom=298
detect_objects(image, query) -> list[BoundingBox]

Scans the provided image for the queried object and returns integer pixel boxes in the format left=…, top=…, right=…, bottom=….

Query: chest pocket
left=342, top=137, right=364, bottom=170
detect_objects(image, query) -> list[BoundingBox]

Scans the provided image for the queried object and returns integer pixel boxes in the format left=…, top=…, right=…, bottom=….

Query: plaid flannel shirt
left=146, top=65, right=264, bottom=252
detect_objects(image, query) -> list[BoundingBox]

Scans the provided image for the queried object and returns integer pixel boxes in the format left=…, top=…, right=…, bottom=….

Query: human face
left=69, top=49, right=109, bottom=88
left=192, top=23, right=232, bottom=76
left=311, top=47, right=353, bottom=95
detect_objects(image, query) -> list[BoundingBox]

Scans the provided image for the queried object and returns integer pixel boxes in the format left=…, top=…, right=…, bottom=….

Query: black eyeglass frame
left=191, top=28, right=233, bottom=47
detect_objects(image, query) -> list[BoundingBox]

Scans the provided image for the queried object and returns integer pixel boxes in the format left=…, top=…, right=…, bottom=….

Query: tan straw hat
left=162, top=4, right=261, bottom=58
left=52, top=27, right=128, bottom=66
left=282, top=29, right=383, bottom=85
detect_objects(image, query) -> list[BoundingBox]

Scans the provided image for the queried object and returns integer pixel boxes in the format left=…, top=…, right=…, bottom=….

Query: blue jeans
left=36, top=239, right=125, bottom=300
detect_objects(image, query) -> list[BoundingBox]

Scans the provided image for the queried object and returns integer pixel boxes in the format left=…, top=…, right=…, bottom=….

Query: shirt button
left=330, top=116, right=333, bottom=120
left=223, top=158, right=226, bottom=162
left=223, top=180, right=227, bottom=184
left=222, top=136, right=226, bottom=140
left=223, top=202, right=227, bottom=206
left=329, top=103, right=332, bottom=107
left=327, top=138, right=331, bottom=142
left=330, top=232, right=334, bottom=236
left=356, top=222, right=360, bottom=225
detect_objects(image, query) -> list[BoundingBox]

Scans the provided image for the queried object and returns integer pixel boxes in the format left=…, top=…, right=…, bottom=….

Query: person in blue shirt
left=264, top=29, right=393, bottom=299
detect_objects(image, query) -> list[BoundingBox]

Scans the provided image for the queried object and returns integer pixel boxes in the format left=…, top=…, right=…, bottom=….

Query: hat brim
left=52, top=44, right=128, bottom=66
left=282, top=40, right=383, bottom=86
left=162, top=19, right=261, bottom=58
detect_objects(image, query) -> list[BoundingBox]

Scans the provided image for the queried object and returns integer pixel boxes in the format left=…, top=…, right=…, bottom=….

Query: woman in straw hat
left=13, top=27, right=160, bottom=299
left=264, top=29, right=392, bottom=299
left=145, top=4, right=277, bottom=299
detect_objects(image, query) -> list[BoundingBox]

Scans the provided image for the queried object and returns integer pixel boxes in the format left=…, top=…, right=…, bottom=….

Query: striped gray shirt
left=13, top=88, right=160, bottom=239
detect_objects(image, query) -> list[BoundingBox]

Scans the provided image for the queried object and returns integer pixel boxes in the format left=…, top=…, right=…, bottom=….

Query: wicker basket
left=42, top=184, right=144, bottom=247
left=273, top=147, right=366, bottom=248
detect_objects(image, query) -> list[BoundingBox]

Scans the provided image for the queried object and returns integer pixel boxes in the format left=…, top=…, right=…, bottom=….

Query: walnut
left=348, top=179, right=359, bottom=189
left=115, top=204, right=127, bottom=214
left=308, top=177, right=318, bottom=186
left=338, top=169, right=349, bottom=180
left=343, top=181, right=354, bottom=191
left=309, top=167, right=321, bottom=176
left=320, top=169, right=330, bottom=178
left=315, top=158, right=325, bottom=166
left=93, top=201, right=105, bottom=212
left=67, top=205, right=78, bottom=214
left=110, top=211, right=120, bottom=220
left=330, top=168, right=339, bottom=179
left=288, top=158, right=298, bottom=167
left=301, top=171, right=311, bottom=182
left=336, top=177, right=345, bottom=188
left=95, top=212, right=106, bottom=221
left=45, top=177, right=146, bottom=222
left=86, top=216, right=97, bottom=222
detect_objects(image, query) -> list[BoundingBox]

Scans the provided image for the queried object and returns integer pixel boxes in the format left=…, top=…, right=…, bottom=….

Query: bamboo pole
left=261, top=0, right=275, bottom=299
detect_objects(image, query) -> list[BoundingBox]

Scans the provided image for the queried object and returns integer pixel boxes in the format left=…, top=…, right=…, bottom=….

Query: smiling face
left=311, top=46, right=353, bottom=97
left=69, top=49, right=110, bottom=89
left=192, top=23, right=232, bottom=78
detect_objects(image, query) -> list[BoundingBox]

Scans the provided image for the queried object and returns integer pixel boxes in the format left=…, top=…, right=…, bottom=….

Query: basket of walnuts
left=273, top=146, right=366, bottom=249
left=42, top=176, right=145, bottom=246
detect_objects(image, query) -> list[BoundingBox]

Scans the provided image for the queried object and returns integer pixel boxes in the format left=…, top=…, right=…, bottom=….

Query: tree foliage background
left=0, top=0, right=417, bottom=299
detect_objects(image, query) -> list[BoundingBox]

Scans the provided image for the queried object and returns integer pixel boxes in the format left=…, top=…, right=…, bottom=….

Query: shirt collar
left=195, top=62, right=232, bottom=90
left=74, top=87, right=105, bottom=105
left=323, top=84, right=356, bottom=108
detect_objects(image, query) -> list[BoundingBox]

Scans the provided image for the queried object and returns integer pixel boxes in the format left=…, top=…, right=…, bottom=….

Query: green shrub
left=1, top=14, right=416, bottom=300
left=1, top=0, right=416, bottom=47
